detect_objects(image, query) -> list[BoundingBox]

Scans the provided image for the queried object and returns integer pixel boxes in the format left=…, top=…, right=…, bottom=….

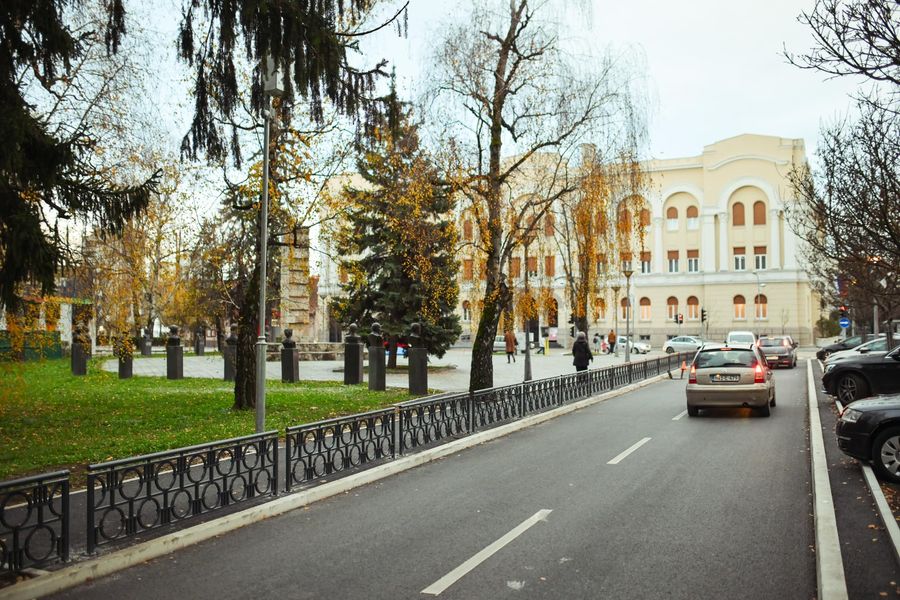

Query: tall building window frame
left=755, top=294, right=768, bottom=320
left=734, top=295, right=746, bottom=320
left=733, top=247, right=746, bottom=271
left=754, top=245, right=767, bottom=270
left=639, top=297, right=651, bottom=321
left=666, top=296, right=679, bottom=321
left=687, top=296, right=700, bottom=320
left=687, top=249, right=699, bottom=273
left=667, top=250, right=679, bottom=273
left=686, top=205, right=700, bottom=230
left=666, top=206, right=678, bottom=231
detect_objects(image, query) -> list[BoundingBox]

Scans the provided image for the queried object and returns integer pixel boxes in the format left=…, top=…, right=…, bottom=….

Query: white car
left=825, top=337, right=894, bottom=363
left=663, top=336, right=703, bottom=354
left=726, top=330, right=757, bottom=346
left=618, top=336, right=651, bottom=354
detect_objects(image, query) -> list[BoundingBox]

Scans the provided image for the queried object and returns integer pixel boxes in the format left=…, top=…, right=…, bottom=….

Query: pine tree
left=331, top=88, right=461, bottom=368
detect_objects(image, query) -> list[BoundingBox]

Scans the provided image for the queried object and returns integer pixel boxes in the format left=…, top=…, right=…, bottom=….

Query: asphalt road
left=54, top=366, right=815, bottom=599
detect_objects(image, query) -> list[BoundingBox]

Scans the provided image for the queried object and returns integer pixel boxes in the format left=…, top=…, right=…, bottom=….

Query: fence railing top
left=0, top=469, right=69, bottom=491
left=285, top=407, right=396, bottom=433
left=87, top=430, right=279, bottom=471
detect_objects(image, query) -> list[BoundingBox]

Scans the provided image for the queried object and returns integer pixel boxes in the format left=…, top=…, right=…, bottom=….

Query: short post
left=166, top=326, right=183, bottom=380
left=280, top=328, right=299, bottom=383
left=71, top=325, right=88, bottom=376
left=367, top=323, right=385, bottom=391
left=117, top=344, right=133, bottom=379
left=343, top=323, right=364, bottom=385
left=223, top=327, right=237, bottom=382
left=141, top=327, right=152, bottom=356
left=408, top=322, right=428, bottom=395
left=194, top=325, right=206, bottom=356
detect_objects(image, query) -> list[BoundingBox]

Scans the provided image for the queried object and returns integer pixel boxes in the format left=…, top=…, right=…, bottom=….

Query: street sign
left=839, top=316, right=851, bottom=329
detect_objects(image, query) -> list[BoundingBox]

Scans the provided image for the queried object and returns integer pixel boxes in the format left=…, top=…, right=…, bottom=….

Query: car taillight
left=783, top=338, right=790, bottom=347
left=754, top=363, right=765, bottom=383
left=688, top=365, right=697, bottom=384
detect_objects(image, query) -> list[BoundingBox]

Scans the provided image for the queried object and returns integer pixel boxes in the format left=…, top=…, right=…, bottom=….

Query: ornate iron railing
left=0, top=470, right=69, bottom=573
left=285, top=408, right=395, bottom=491
left=472, top=383, right=523, bottom=429
left=86, top=431, right=278, bottom=553
left=397, top=392, right=469, bottom=454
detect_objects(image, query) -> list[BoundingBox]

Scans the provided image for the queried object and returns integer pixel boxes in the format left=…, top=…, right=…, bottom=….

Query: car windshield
left=728, top=334, right=754, bottom=344
left=695, top=349, right=757, bottom=369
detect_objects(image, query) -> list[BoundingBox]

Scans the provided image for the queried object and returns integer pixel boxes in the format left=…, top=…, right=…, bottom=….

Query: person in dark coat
left=572, top=331, right=593, bottom=372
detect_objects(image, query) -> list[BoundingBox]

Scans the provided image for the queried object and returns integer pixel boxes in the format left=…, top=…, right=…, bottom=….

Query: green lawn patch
left=0, top=358, right=412, bottom=484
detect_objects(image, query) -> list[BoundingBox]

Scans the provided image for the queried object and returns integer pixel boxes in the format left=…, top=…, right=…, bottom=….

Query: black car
left=758, top=336, right=797, bottom=368
left=822, top=345, right=900, bottom=404
left=836, top=394, right=900, bottom=483
left=816, top=334, right=882, bottom=361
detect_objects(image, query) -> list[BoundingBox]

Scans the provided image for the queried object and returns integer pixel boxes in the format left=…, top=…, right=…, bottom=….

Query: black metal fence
left=1, top=352, right=690, bottom=575
left=0, top=470, right=69, bottom=573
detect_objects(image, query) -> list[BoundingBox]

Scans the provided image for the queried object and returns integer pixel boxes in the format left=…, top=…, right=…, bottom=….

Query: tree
left=328, top=87, right=461, bottom=368
left=432, top=0, right=631, bottom=390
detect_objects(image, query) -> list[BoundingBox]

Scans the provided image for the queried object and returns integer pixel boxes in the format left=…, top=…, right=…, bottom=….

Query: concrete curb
left=0, top=370, right=676, bottom=600
left=806, top=359, right=849, bottom=600
left=861, top=464, right=900, bottom=568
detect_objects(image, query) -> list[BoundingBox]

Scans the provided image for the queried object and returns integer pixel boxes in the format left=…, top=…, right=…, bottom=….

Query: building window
left=621, top=252, right=633, bottom=273
left=666, top=206, right=678, bottom=231
left=733, top=247, right=745, bottom=271
left=596, top=254, right=607, bottom=275
left=619, top=207, right=632, bottom=231
left=687, top=249, right=699, bottom=273
left=544, top=214, right=555, bottom=237
left=666, top=297, right=678, bottom=321
left=755, top=294, right=768, bottom=320
left=753, top=201, right=766, bottom=225
left=640, top=251, right=651, bottom=274
left=544, top=256, right=555, bottom=278
left=734, top=295, right=746, bottom=320
left=732, top=202, right=745, bottom=226
left=639, top=297, right=651, bottom=321
left=463, top=219, right=473, bottom=241
left=462, top=301, right=471, bottom=321
left=620, top=297, right=631, bottom=321
left=463, top=259, right=474, bottom=281
left=338, top=265, right=349, bottom=284
left=754, top=246, right=767, bottom=270
left=667, top=250, right=679, bottom=273
left=686, top=205, right=699, bottom=230
left=640, top=208, right=651, bottom=227
left=509, top=257, right=521, bottom=279
left=594, top=297, right=606, bottom=321
left=687, top=296, right=699, bottom=320
left=526, top=256, right=537, bottom=277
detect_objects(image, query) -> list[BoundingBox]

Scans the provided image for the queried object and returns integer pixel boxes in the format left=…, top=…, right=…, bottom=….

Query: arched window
left=640, top=208, right=651, bottom=227
left=462, top=300, right=471, bottom=321
left=619, top=207, right=632, bottom=231
left=732, top=202, right=745, bottom=226
left=734, top=295, right=746, bottom=320
left=639, top=297, right=651, bottom=321
left=753, top=201, right=766, bottom=225
left=755, top=294, right=768, bottom=320
left=686, top=206, right=699, bottom=230
left=546, top=297, right=559, bottom=327
left=463, top=219, right=473, bottom=241
left=666, top=206, right=678, bottom=231
left=620, top=297, right=631, bottom=321
left=544, top=214, right=555, bottom=237
left=687, top=296, right=699, bottom=320
left=666, top=296, right=678, bottom=321
left=593, top=297, right=606, bottom=321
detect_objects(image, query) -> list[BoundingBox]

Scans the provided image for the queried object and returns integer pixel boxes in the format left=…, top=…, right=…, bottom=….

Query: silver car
left=686, top=344, right=776, bottom=417
left=663, top=336, right=703, bottom=354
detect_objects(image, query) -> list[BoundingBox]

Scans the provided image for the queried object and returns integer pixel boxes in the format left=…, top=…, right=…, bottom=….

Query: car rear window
left=695, top=349, right=758, bottom=369
left=759, top=338, right=783, bottom=347
left=728, top=334, right=755, bottom=344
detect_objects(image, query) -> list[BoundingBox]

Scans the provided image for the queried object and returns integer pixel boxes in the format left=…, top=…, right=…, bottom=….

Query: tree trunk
left=469, top=279, right=510, bottom=391
left=233, top=268, right=259, bottom=410
left=387, top=335, right=398, bottom=369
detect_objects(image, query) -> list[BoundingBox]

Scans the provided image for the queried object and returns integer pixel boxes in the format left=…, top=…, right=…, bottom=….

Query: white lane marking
left=672, top=410, right=688, bottom=421
left=806, top=359, right=849, bottom=600
left=607, top=437, right=652, bottom=465
left=861, top=464, right=900, bottom=567
left=421, top=509, right=552, bottom=596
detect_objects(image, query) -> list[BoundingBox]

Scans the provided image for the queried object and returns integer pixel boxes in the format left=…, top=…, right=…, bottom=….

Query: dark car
left=758, top=335, right=797, bottom=369
left=816, top=334, right=882, bottom=361
left=836, top=393, right=900, bottom=483
left=822, top=345, right=900, bottom=404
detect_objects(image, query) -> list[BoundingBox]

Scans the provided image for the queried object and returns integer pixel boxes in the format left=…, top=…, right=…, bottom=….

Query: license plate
left=711, top=374, right=740, bottom=382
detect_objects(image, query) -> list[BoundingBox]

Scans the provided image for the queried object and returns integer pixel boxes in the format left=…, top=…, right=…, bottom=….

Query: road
left=54, top=365, right=816, bottom=598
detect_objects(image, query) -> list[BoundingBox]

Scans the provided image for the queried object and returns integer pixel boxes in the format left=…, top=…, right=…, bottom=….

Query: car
left=725, top=330, right=757, bottom=346
left=617, top=335, right=651, bottom=354
left=816, top=333, right=884, bottom=361
left=826, top=337, right=892, bottom=364
left=758, top=335, right=797, bottom=368
left=663, top=335, right=704, bottom=354
left=822, top=344, right=900, bottom=405
left=493, top=335, right=508, bottom=352
left=685, top=343, right=775, bottom=417
left=836, top=393, right=900, bottom=483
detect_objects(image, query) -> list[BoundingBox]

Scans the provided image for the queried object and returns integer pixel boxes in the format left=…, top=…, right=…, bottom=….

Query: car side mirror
left=859, top=348, right=870, bottom=354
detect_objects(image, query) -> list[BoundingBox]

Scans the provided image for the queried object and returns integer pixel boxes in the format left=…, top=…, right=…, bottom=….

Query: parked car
left=826, top=337, right=892, bottom=364
left=383, top=338, right=409, bottom=357
left=822, top=345, right=900, bottom=404
left=758, top=335, right=797, bottom=369
left=836, top=393, right=900, bottom=483
left=725, top=330, right=757, bottom=346
left=816, top=334, right=884, bottom=361
left=686, top=343, right=775, bottom=417
left=663, top=335, right=704, bottom=354
left=617, top=335, right=651, bottom=354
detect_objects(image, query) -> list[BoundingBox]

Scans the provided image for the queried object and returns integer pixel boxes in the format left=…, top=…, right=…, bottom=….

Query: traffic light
left=676, top=313, right=683, bottom=325
left=839, top=304, right=848, bottom=318
left=569, top=326, right=575, bottom=338
left=701, top=308, right=707, bottom=323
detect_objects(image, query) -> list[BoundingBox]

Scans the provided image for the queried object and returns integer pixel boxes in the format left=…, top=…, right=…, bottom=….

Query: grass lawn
left=0, top=358, right=413, bottom=484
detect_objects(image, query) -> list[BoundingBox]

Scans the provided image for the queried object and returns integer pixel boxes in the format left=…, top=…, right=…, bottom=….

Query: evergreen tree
left=331, top=89, right=461, bottom=367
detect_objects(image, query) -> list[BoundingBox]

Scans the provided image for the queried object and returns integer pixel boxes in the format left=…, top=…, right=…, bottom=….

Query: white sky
left=358, top=0, right=866, bottom=163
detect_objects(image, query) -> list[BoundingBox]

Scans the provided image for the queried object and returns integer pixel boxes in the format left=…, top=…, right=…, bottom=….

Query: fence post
left=467, top=391, right=475, bottom=433
left=284, top=430, right=292, bottom=492
left=395, top=405, right=404, bottom=456
left=270, top=435, right=278, bottom=496
left=519, top=383, right=526, bottom=417
left=86, top=473, right=96, bottom=554
left=61, top=477, right=70, bottom=561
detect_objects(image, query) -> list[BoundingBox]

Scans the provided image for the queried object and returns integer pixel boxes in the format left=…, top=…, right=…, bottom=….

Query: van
left=725, top=330, right=757, bottom=346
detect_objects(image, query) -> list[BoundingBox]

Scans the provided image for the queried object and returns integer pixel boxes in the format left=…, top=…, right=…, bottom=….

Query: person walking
left=504, top=330, right=518, bottom=363
left=592, top=332, right=601, bottom=354
left=572, top=331, right=593, bottom=372
left=607, top=329, right=617, bottom=354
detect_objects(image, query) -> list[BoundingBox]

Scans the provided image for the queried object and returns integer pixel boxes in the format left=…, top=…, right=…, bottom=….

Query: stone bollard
left=408, top=322, right=428, bottom=395
left=223, top=327, right=237, bottom=382
left=166, top=326, right=184, bottom=380
left=367, top=323, right=385, bottom=391
left=194, top=325, right=205, bottom=356
left=281, top=329, right=299, bottom=383
left=141, top=327, right=152, bottom=356
left=71, top=326, right=88, bottom=376
left=118, top=353, right=133, bottom=379
left=342, top=323, right=364, bottom=385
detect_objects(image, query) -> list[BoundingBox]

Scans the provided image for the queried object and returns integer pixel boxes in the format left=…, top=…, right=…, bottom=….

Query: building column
left=652, top=217, right=664, bottom=274
left=718, top=212, right=729, bottom=271
left=769, top=209, right=781, bottom=269
left=701, top=213, right=716, bottom=272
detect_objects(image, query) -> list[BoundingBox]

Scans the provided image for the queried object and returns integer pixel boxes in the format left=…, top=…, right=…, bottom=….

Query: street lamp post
left=623, top=268, right=634, bottom=363
left=611, top=284, right=621, bottom=357
left=752, top=271, right=767, bottom=324
left=523, top=236, right=533, bottom=382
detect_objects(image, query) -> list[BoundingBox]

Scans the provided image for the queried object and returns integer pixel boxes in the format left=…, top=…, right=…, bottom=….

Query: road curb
left=806, top=358, right=849, bottom=600
left=0, top=370, right=676, bottom=600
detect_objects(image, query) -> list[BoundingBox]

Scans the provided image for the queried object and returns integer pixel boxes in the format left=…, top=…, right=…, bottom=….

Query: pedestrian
left=504, top=329, right=518, bottom=363
left=592, top=332, right=601, bottom=354
left=601, top=338, right=608, bottom=354
left=607, top=329, right=617, bottom=354
left=572, top=331, right=593, bottom=372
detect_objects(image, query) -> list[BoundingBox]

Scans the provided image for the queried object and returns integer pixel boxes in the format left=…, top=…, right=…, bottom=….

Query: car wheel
left=872, top=428, right=900, bottom=484
left=837, top=373, right=869, bottom=405
left=687, top=406, right=699, bottom=417
left=770, top=391, right=776, bottom=407
left=756, top=403, right=771, bottom=417
left=666, top=347, right=674, bottom=354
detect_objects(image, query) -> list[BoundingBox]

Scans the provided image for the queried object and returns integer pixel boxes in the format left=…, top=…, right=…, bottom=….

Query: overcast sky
left=357, top=0, right=865, bottom=163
